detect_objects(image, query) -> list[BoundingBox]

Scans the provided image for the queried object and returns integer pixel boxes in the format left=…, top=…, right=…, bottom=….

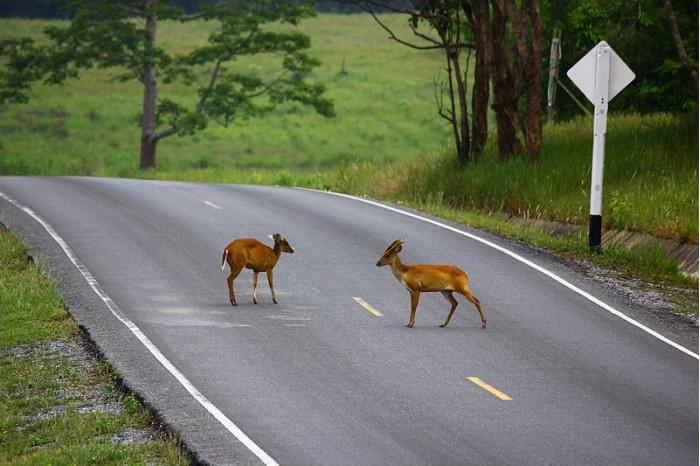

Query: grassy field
left=0, top=230, right=188, bottom=465
left=0, top=15, right=451, bottom=174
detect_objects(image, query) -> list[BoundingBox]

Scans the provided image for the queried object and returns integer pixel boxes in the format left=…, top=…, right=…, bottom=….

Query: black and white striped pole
left=567, top=41, right=635, bottom=251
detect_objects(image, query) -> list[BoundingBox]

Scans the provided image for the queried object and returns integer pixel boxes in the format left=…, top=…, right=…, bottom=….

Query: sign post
left=566, top=41, right=635, bottom=250
left=546, top=29, right=562, bottom=124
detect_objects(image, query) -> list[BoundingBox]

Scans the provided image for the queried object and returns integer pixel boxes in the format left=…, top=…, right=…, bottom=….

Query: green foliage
left=317, top=112, right=698, bottom=243
left=0, top=0, right=334, bottom=151
left=0, top=232, right=75, bottom=347
left=542, top=0, right=698, bottom=115
left=122, top=395, right=141, bottom=417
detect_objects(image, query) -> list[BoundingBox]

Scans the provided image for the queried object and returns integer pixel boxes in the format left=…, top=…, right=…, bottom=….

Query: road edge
left=0, top=190, right=277, bottom=466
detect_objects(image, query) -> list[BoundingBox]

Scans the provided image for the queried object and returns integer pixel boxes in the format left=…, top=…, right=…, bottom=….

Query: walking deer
left=221, top=233, right=294, bottom=305
left=376, top=239, right=486, bottom=329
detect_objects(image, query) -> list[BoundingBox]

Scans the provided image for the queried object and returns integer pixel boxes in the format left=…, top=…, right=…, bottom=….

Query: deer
left=376, top=239, right=486, bottom=329
left=221, top=233, right=294, bottom=305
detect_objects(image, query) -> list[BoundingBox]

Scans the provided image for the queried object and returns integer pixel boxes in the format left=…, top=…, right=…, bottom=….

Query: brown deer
left=221, top=233, right=294, bottom=305
left=376, top=239, right=486, bottom=329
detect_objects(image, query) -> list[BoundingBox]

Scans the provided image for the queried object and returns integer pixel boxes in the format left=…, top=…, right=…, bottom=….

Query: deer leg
left=266, top=270, right=277, bottom=304
left=227, top=263, right=244, bottom=306
left=459, top=288, right=486, bottom=329
left=252, top=271, right=259, bottom=304
left=408, top=290, right=420, bottom=328
left=439, top=291, right=459, bottom=327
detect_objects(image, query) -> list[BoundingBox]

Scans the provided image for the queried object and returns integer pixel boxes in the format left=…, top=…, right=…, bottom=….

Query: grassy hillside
left=0, top=15, right=452, bottom=174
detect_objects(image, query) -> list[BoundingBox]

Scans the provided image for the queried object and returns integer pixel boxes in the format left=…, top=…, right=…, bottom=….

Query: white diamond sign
left=567, top=41, right=635, bottom=104
left=566, top=41, right=635, bottom=250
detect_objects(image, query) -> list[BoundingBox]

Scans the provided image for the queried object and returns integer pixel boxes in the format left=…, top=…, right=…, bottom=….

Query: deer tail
left=221, top=248, right=229, bottom=271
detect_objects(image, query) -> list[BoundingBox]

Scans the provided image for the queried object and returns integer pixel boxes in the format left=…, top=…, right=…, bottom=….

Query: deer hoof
left=439, top=323, right=447, bottom=328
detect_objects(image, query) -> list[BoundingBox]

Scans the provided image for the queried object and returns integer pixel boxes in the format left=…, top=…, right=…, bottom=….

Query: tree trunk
left=662, top=0, right=698, bottom=97
left=140, top=0, right=159, bottom=170
left=490, top=0, right=521, bottom=160
left=443, top=51, right=463, bottom=163
left=450, top=50, right=471, bottom=163
left=466, top=0, right=491, bottom=160
left=503, top=0, right=542, bottom=162
left=523, top=0, right=543, bottom=161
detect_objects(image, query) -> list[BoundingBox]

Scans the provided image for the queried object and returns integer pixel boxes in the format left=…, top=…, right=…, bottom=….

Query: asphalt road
left=0, top=177, right=697, bottom=466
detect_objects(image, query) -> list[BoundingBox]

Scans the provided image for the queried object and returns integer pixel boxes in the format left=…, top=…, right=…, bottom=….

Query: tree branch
left=196, top=26, right=259, bottom=113
left=409, top=27, right=444, bottom=47
left=154, top=126, right=178, bottom=141
left=365, top=8, right=446, bottom=50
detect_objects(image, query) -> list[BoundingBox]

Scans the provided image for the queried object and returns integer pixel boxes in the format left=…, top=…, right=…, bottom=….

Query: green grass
left=328, top=112, right=698, bottom=243
left=399, top=200, right=697, bottom=290
left=0, top=233, right=75, bottom=346
left=0, top=231, right=188, bottom=465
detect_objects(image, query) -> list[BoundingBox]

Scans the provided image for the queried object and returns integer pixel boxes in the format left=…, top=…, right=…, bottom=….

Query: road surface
left=0, top=177, right=696, bottom=465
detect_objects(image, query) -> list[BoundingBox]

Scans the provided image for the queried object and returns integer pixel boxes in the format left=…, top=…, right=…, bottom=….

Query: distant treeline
left=0, top=0, right=410, bottom=17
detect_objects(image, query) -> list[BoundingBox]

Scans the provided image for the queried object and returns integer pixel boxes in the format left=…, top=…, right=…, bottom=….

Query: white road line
left=298, top=188, right=698, bottom=360
left=0, top=191, right=279, bottom=466
left=352, top=297, right=384, bottom=317
left=266, top=315, right=311, bottom=321
left=203, top=200, right=223, bottom=209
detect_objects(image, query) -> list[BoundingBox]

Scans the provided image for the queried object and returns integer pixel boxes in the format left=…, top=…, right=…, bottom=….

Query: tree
left=462, top=0, right=490, bottom=157
left=353, top=0, right=476, bottom=163
left=542, top=0, right=698, bottom=116
left=0, top=0, right=334, bottom=169
left=353, top=0, right=484, bottom=163
left=661, top=0, right=698, bottom=97
left=499, top=0, right=543, bottom=161
left=351, top=0, right=544, bottom=163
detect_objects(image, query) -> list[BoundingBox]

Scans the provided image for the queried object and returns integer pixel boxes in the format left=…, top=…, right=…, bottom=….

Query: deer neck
left=271, top=242, right=283, bottom=264
left=390, top=255, right=409, bottom=283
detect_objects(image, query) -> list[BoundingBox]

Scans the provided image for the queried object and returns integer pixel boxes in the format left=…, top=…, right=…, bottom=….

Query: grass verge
left=400, top=200, right=697, bottom=288
left=0, top=230, right=189, bottom=465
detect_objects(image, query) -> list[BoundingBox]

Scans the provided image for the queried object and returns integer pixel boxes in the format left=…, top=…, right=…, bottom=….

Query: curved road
left=0, top=177, right=697, bottom=465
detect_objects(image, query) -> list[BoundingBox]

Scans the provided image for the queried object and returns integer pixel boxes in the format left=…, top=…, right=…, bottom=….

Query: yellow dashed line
left=466, top=377, right=513, bottom=400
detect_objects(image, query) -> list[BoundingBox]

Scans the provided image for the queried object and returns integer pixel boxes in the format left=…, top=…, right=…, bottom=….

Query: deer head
left=376, top=239, right=404, bottom=266
left=273, top=233, right=294, bottom=253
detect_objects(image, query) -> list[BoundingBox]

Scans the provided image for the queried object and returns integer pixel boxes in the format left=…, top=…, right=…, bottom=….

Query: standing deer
left=221, top=233, right=294, bottom=305
left=376, top=239, right=486, bottom=329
